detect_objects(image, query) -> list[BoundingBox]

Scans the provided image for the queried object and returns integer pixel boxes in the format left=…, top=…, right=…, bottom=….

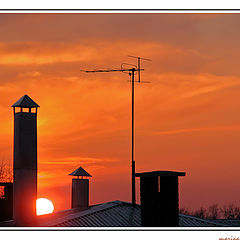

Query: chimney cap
left=12, top=94, right=40, bottom=108
left=69, top=167, right=92, bottom=177
left=135, top=170, right=185, bottom=178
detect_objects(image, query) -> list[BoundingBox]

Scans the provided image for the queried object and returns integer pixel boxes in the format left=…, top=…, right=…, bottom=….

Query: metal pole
left=132, top=68, right=136, bottom=206
left=138, top=57, right=140, bottom=83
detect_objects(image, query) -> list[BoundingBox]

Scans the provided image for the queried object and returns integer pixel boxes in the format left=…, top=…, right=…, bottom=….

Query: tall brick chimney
left=12, top=95, right=39, bottom=226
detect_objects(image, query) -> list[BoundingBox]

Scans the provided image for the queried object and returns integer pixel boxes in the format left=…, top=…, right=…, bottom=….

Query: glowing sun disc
left=36, top=198, right=54, bottom=216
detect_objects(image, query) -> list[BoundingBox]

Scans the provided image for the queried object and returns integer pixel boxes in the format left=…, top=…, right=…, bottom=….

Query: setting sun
left=36, top=198, right=54, bottom=216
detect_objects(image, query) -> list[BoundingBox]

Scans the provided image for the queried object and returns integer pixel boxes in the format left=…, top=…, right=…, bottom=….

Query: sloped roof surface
left=54, top=202, right=140, bottom=227
left=211, top=219, right=240, bottom=227
left=179, top=214, right=227, bottom=227
left=12, top=95, right=40, bottom=108
left=69, top=167, right=92, bottom=177
left=38, top=201, right=235, bottom=227
left=1, top=201, right=239, bottom=227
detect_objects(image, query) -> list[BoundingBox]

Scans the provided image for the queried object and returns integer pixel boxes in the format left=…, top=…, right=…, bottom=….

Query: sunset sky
left=1, top=13, right=240, bottom=211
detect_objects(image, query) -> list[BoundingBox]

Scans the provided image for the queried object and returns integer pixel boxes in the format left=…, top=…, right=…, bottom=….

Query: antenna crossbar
left=128, top=55, right=152, bottom=62
left=80, top=68, right=144, bottom=73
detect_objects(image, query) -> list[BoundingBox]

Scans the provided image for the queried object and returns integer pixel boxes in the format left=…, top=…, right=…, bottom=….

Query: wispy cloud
left=40, top=156, right=120, bottom=166
left=153, top=125, right=240, bottom=136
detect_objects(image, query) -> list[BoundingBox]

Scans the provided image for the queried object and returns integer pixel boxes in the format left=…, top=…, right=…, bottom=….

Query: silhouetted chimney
left=0, top=182, right=13, bottom=222
left=69, top=167, right=92, bottom=210
left=135, top=170, right=185, bottom=227
left=12, top=95, right=39, bottom=226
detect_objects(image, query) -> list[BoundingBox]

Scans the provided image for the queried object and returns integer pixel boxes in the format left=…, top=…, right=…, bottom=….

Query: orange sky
left=1, top=13, right=240, bottom=211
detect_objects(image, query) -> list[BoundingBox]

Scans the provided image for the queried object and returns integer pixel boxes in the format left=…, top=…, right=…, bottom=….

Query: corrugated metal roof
left=179, top=214, right=227, bottom=227
left=38, top=201, right=235, bottom=227
left=1, top=200, right=239, bottom=227
left=211, top=219, right=240, bottom=227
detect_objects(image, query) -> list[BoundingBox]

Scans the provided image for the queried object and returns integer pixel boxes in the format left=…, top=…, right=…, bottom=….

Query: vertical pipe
left=13, top=109, right=37, bottom=226
left=132, top=68, right=136, bottom=206
left=72, top=178, right=89, bottom=210
left=138, top=57, right=140, bottom=83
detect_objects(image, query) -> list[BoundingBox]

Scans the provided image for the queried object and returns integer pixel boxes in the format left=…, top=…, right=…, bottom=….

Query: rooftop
left=1, top=200, right=239, bottom=227
left=38, top=201, right=237, bottom=227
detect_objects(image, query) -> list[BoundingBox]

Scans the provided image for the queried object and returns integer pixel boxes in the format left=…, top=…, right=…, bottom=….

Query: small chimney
left=0, top=182, right=13, bottom=222
left=12, top=95, right=40, bottom=226
left=135, top=170, right=185, bottom=227
left=69, top=167, right=92, bottom=210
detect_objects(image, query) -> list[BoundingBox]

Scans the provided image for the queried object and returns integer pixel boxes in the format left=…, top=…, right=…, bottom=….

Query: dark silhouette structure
left=12, top=95, right=39, bottom=226
left=136, top=170, right=185, bottom=227
left=0, top=94, right=191, bottom=228
left=0, top=182, right=13, bottom=222
left=69, top=167, right=92, bottom=210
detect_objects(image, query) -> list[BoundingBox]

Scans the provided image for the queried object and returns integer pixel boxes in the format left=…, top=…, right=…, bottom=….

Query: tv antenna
left=80, top=55, right=151, bottom=206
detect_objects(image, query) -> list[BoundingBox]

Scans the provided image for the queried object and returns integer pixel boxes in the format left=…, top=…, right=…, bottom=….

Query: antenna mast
left=80, top=56, right=151, bottom=206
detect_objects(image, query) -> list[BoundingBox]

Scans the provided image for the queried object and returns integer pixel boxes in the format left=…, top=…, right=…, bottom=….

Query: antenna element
left=80, top=56, right=151, bottom=206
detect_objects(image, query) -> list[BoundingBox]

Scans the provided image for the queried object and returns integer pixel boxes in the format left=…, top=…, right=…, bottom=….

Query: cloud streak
left=153, top=125, right=240, bottom=136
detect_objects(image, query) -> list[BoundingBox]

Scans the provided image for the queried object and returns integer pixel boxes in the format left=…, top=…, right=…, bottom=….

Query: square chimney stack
left=136, top=170, right=185, bottom=227
left=12, top=95, right=39, bottom=226
left=69, top=167, right=92, bottom=211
